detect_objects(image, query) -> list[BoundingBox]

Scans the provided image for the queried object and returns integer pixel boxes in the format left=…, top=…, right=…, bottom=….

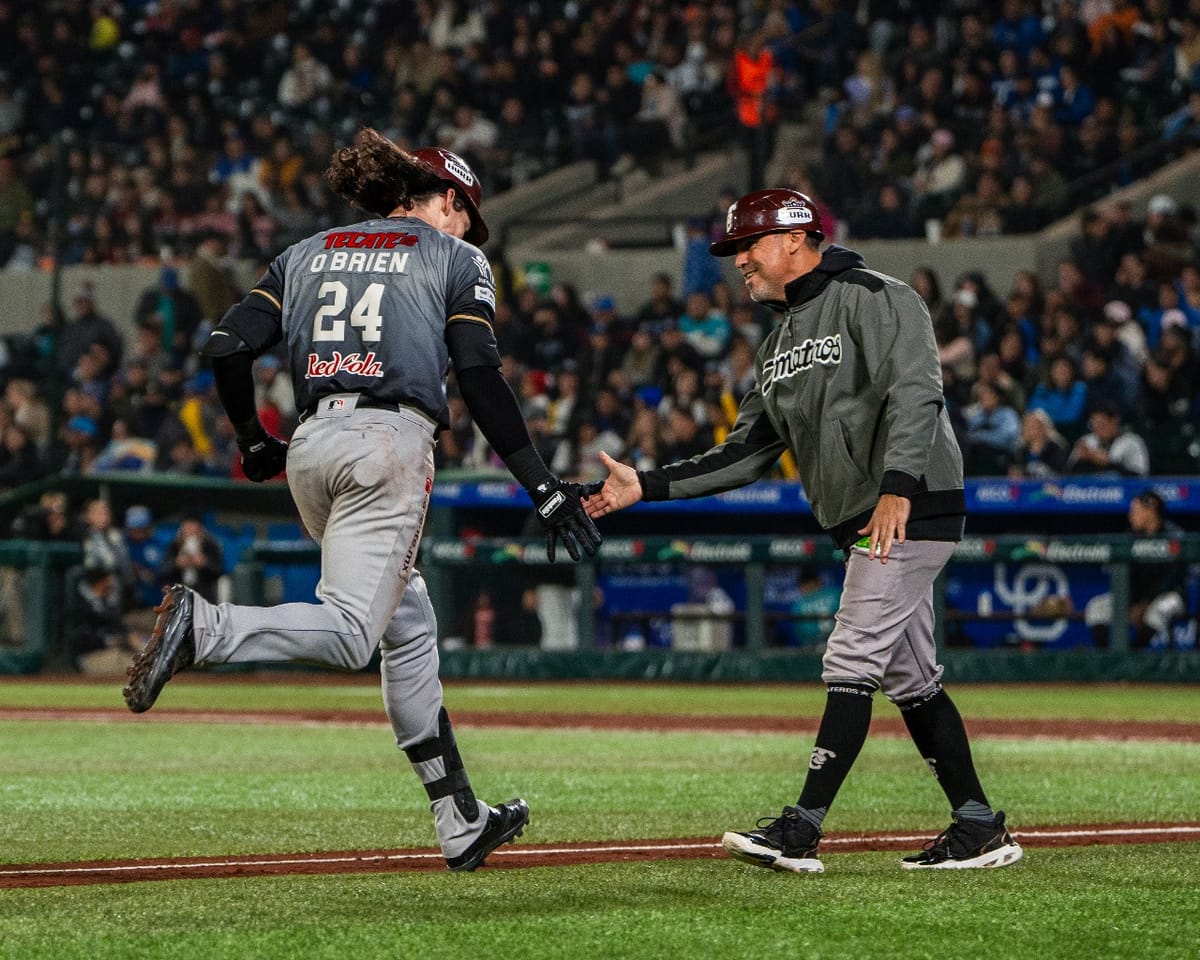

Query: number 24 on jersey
left=312, top=281, right=384, bottom=343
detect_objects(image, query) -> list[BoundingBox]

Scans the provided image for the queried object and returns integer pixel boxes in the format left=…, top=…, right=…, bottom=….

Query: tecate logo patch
left=538, top=491, right=565, bottom=518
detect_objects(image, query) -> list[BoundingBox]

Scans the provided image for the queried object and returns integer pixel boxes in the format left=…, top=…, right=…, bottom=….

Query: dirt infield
left=3, top=702, right=1197, bottom=889
left=3, top=705, right=1200, bottom=742
left=2, top=824, right=1198, bottom=888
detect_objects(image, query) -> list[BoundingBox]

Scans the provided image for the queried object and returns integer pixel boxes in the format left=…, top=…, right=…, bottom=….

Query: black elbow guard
left=200, top=324, right=252, bottom=359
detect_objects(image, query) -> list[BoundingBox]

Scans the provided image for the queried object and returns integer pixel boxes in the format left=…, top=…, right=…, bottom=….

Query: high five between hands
left=583, top=452, right=911, bottom=564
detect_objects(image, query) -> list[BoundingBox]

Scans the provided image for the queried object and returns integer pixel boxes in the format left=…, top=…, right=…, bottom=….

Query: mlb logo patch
left=327, top=398, right=346, bottom=411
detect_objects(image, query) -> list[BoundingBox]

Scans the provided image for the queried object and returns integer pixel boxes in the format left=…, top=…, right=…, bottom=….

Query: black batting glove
left=529, top=477, right=603, bottom=563
left=237, top=430, right=288, bottom=483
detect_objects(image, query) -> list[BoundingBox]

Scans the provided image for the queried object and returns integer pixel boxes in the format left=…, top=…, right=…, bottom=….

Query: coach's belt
left=299, top=396, right=400, bottom=423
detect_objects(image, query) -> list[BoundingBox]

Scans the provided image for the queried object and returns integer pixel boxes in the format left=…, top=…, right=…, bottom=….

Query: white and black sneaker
left=901, top=811, right=1023, bottom=869
left=722, top=805, right=824, bottom=874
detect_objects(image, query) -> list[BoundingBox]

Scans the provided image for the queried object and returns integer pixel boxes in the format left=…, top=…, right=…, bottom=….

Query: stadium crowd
left=3, top=3, right=1200, bottom=656
left=5, top=2, right=1200, bottom=267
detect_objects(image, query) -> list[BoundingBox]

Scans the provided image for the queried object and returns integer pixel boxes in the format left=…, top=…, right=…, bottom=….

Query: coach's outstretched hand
left=583, top=452, right=643, bottom=519
left=237, top=430, right=289, bottom=482
left=530, top=477, right=603, bottom=562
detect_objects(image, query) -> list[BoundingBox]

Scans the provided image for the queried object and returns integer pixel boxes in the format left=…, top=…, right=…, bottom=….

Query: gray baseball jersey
left=221, top=216, right=499, bottom=426
left=185, top=215, right=501, bottom=860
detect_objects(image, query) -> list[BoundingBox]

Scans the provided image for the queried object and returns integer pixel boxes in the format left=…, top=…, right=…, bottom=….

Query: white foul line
left=2, top=827, right=1198, bottom=879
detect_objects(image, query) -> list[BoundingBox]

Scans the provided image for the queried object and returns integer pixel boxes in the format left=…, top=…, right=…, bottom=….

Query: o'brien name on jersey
left=761, top=334, right=841, bottom=395
left=309, top=231, right=418, bottom=273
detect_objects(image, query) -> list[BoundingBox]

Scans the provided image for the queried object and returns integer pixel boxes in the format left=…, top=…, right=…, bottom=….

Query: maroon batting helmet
left=412, top=147, right=489, bottom=246
left=709, top=189, right=824, bottom=257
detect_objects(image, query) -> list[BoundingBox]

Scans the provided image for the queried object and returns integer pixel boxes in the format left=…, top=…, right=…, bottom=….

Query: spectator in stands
left=1066, top=400, right=1149, bottom=476
left=59, top=414, right=102, bottom=476
left=80, top=498, right=133, bottom=599
left=56, top=284, right=123, bottom=379
left=617, top=70, right=688, bottom=176
left=71, top=565, right=138, bottom=672
left=910, top=266, right=945, bottom=320
left=677, top=290, right=731, bottom=360
left=1085, top=490, right=1189, bottom=649
left=188, top=234, right=243, bottom=324
left=278, top=41, right=334, bottom=111
left=1027, top=354, right=1088, bottom=436
left=161, top=514, right=224, bottom=604
left=133, top=266, right=204, bottom=362
left=912, top=127, right=966, bottom=221
left=782, top=565, right=841, bottom=648
left=620, top=322, right=662, bottom=389
left=681, top=216, right=724, bottom=299
left=1110, top=252, right=1158, bottom=315
left=124, top=501, right=168, bottom=614
left=0, top=423, right=43, bottom=491
left=1140, top=194, right=1192, bottom=281
left=1009, top=408, right=1069, bottom=479
left=851, top=182, right=918, bottom=239
left=551, top=417, right=624, bottom=483
left=564, top=71, right=620, bottom=172
left=635, top=271, right=684, bottom=328
left=729, top=29, right=778, bottom=190
left=11, top=491, right=78, bottom=543
left=253, top=353, right=297, bottom=430
left=1080, top=342, right=1137, bottom=421
left=963, top=381, right=1021, bottom=475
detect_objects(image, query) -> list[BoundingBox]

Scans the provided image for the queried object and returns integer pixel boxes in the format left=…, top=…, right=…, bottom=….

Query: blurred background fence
left=2, top=471, right=1197, bottom=682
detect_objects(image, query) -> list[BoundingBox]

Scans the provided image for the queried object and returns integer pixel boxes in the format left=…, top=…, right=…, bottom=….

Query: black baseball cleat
left=446, top=798, right=530, bottom=872
left=901, top=811, right=1024, bottom=869
left=122, top=584, right=196, bottom=714
left=722, top=805, right=824, bottom=873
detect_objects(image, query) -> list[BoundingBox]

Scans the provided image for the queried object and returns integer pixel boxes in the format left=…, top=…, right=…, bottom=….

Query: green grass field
left=1, top=679, right=1198, bottom=959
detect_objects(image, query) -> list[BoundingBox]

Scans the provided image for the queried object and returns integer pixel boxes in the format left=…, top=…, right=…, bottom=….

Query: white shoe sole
left=721, top=831, right=825, bottom=874
left=900, top=842, right=1024, bottom=870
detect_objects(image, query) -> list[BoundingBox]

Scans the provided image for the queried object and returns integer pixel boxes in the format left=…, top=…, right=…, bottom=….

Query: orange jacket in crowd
left=730, top=44, right=778, bottom=129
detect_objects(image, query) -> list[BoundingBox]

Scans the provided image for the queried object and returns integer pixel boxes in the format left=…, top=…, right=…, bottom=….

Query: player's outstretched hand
left=529, top=477, right=603, bottom=563
left=237, top=432, right=288, bottom=483
left=583, top=452, right=643, bottom=519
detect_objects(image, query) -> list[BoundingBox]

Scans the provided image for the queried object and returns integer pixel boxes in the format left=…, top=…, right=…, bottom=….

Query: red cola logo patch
left=305, top=351, right=383, bottom=378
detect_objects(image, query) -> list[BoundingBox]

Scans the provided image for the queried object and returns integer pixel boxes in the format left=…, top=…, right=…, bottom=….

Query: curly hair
left=323, top=128, right=444, bottom=218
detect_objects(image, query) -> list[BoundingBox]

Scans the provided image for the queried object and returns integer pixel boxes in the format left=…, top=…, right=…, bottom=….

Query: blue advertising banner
left=433, top=478, right=1200, bottom=515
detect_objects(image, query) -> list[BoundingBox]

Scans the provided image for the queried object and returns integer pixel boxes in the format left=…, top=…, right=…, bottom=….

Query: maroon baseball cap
left=412, top=147, right=488, bottom=245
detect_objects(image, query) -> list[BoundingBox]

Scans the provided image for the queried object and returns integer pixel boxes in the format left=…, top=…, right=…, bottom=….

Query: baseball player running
left=123, top=131, right=601, bottom=871
left=584, top=189, right=1021, bottom=873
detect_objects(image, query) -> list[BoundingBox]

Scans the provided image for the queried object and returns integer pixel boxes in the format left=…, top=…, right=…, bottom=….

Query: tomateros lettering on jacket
left=761, top=334, right=842, bottom=395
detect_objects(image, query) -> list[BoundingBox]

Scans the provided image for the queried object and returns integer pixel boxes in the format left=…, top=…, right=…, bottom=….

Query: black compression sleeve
left=455, top=365, right=535, bottom=461
left=211, top=351, right=262, bottom=439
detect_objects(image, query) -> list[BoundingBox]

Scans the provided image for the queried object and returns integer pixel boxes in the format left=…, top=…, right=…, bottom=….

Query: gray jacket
left=640, top=246, right=966, bottom=549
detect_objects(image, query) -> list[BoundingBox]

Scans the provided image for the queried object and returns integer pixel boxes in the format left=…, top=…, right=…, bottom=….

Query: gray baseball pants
left=821, top=540, right=956, bottom=702
left=188, top=400, right=487, bottom=857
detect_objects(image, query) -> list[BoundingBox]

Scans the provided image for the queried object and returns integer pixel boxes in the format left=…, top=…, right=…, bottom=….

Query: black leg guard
left=403, top=707, right=480, bottom=823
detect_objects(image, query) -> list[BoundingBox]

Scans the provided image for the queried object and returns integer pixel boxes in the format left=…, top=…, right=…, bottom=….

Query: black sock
left=899, top=687, right=990, bottom=811
left=796, top=683, right=875, bottom=813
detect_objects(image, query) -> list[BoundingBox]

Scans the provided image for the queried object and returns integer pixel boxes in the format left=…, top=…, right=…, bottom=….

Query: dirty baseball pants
left=188, top=401, right=487, bottom=858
